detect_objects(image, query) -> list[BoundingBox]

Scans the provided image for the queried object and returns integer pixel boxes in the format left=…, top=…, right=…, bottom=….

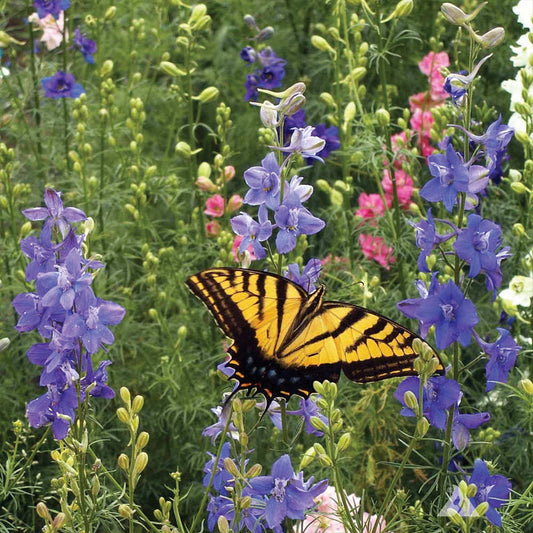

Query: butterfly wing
left=186, top=268, right=312, bottom=399
left=279, top=301, right=443, bottom=383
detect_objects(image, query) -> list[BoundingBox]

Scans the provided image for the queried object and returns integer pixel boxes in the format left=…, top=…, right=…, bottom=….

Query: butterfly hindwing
left=186, top=268, right=443, bottom=401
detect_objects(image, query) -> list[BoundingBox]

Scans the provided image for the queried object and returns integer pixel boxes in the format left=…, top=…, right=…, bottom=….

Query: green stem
left=27, top=4, right=43, bottom=161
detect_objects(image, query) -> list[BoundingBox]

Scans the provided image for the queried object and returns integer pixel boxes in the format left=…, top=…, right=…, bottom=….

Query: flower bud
left=416, top=417, right=430, bottom=437
left=466, top=482, right=478, bottom=498
left=344, top=102, right=356, bottom=123
left=320, top=92, right=336, bottom=108
left=116, top=407, right=129, bottom=423
left=474, top=501, right=489, bottom=517
left=375, top=108, right=390, bottom=127
left=513, top=223, right=527, bottom=237
left=217, top=516, right=230, bottom=533
left=311, top=35, right=335, bottom=54
left=300, top=447, right=316, bottom=469
left=336, top=432, right=351, bottom=453
left=133, top=452, right=149, bottom=476
left=224, top=165, right=235, bottom=181
left=256, top=26, right=274, bottom=41
left=104, top=6, right=116, bottom=20
left=447, top=508, right=466, bottom=527
left=511, top=182, right=527, bottom=194
left=227, top=194, right=243, bottom=213
left=243, top=14, right=257, bottom=29
left=189, top=3, right=207, bottom=24
left=160, top=61, right=185, bottom=77
left=36, top=502, right=51, bottom=521
left=52, top=512, right=67, bottom=529
left=519, top=378, right=533, bottom=395
left=0, top=338, right=10, bottom=352
left=137, top=431, right=150, bottom=449
left=120, top=387, right=131, bottom=406
left=259, top=102, right=278, bottom=128
left=386, top=0, right=413, bottom=21
left=195, top=176, right=217, bottom=192
left=246, top=463, right=262, bottom=478
left=0, top=31, right=25, bottom=47
left=330, top=189, right=344, bottom=206
left=100, top=60, right=114, bottom=77
left=118, top=504, right=134, bottom=519
left=440, top=3, right=468, bottom=24
left=223, top=457, right=240, bottom=477
left=132, top=395, right=144, bottom=413
left=197, top=161, right=212, bottom=178
left=403, top=390, right=418, bottom=411
left=476, top=27, right=505, bottom=48
left=194, top=86, right=219, bottom=103
left=175, top=141, right=192, bottom=158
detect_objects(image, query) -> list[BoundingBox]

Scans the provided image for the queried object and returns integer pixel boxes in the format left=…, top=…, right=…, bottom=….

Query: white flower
left=513, top=0, right=533, bottom=31
left=499, top=275, right=533, bottom=307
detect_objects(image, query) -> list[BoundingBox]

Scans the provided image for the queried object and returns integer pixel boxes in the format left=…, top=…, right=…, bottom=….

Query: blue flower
left=34, top=0, right=70, bottom=19
left=468, top=459, right=511, bottom=527
left=409, top=208, right=455, bottom=272
left=41, top=71, right=85, bottom=99
left=308, top=123, right=340, bottom=163
left=275, top=126, right=326, bottom=161
left=243, top=152, right=281, bottom=209
left=231, top=204, right=273, bottom=259
left=475, top=329, right=521, bottom=392
left=287, top=396, right=328, bottom=436
left=73, top=28, right=97, bottom=64
left=284, top=258, right=321, bottom=293
left=274, top=200, right=325, bottom=254
left=398, top=277, right=479, bottom=350
left=202, top=404, right=239, bottom=445
left=82, top=358, right=115, bottom=399
left=420, top=143, right=488, bottom=212
left=249, top=454, right=327, bottom=528
left=240, top=46, right=257, bottom=63
left=23, top=188, right=86, bottom=246
left=453, top=214, right=510, bottom=295
left=26, top=384, right=78, bottom=440
left=451, top=408, right=490, bottom=451
left=203, top=442, right=235, bottom=494
left=443, top=55, right=491, bottom=107
left=282, top=109, right=307, bottom=143
left=394, top=376, right=461, bottom=430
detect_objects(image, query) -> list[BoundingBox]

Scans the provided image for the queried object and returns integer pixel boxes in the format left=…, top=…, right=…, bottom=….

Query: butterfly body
left=186, top=267, right=443, bottom=402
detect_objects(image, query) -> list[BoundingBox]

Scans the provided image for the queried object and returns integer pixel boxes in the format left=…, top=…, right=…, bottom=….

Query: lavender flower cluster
left=394, top=52, right=517, bottom=527
left=12, top=189, right=125, bottom=440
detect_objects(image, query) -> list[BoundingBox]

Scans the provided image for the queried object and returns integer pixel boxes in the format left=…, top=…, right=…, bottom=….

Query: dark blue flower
left=34, top=0, right=70, bottom=19
left=243, top=152, right=281, bottom=209
left=452, top=408, right=490, bottom=451
left=468, top=459, right=511, bottom=527
left=398, top=277, right=479, bottom=350
left=41, top=71, right=85, bottom=99
left=26, top=384, right=78, bottom=440
left=249, top=454, right=327, bottom=528
left=203, top=442, right=235, bottom=494
left=231, top=204, right=273, bottom=259
left=73, top=28, right=97, bottom=64
left=309, top=123, right=340, bottom=162
left=282, top=109, right=306, bottom=143
left=259, top=63, right=285, bottom=90
left=442, top=55, right=491, bottom=107
left=394, top=376, right=461, bottom=430
left=82, top=358, right=115, bottom=399
left=20, top=235, right=57, bottom=281
left=257, top=47, right=285, bottom=68
left=284, top=258, right=321, bottom=293
left=420, top=143, right=488, bottom=212
left=244, top=72, right=260, bottom=102
left=409, top=208, right=455, bottom=272
left=12, top=292, right=64, bottom=337
left=475, top=329, right=521, bottom=392
left=240, top=46, right=257, bottom=63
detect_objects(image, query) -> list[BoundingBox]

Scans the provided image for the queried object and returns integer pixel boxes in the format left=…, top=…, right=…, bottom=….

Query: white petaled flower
left=499, top=275, right=533, bottom=307
left=513, top=0, right=533, bottom=31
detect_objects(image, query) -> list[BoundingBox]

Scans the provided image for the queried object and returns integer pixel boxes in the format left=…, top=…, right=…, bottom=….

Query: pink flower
left=355, top=193, right=390, bottom=221
left=382, top=169, right=414, bottom=209
left=205, top=220, right=221, bottom=237
left=359, top=234, right=395, bottom=269
left=195, top=176, right=217, bottom=192
left=388, top=131, right=411, bottom=169
left=204, top=194, right=224, bottom=217
left=231, top=235, right=256, bottom=262
left=419, top=135, right=435, bottom=159
left=28, top=11, right=67, bottom=50
left=418, top=51, right=449, bottom=77
left=224, top=165, right=236, bottom=182
left=409, top=109, right=433, bottom=136
left=227, top=194, right=243, bottom=213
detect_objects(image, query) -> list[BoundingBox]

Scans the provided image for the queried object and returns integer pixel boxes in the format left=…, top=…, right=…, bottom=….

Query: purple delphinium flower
left=275, top=126, right=326, bottom=161
left=259, top=63, right=286, bottom=90
left=26, top=384, right=78, bottom=440
left=20, top=235, right=57, bottom=281
left=231, top=204, right=273, bottom=259
left=398, top=277, right=479, bottom=350
left=468, top=459, right=511, bottom=527
left=274, top=199, right=325, bottom=254
left=307, top=123, right=340, bottom=163
left=243, top=152, right=281, bottom=209
left=23, top=188, right=86, bottom=245
left=240, top=45, right=257, bottom=63
left=283, top=175, right=313, bottom=205
left=202, top=404, right=239, bottom=445
left=408, top=208, right=455, bottom=272
left=81, top=358, right=115, bottom=399
left=453, top=214, right=510, bottom=295
left=420, top=143, right=488, bottom=213
left=451, top=408, right=490, bottom=451
left=249, top=454, right=327, bottom=529
left=394, top=376, right=461, bottom=430
left=287, top=396, right=328, bottom=437
left=62, top=291, right=126, bottom=354
left=34, top=0, right=70, bottom=19
left=284, top=258, right=321, bottom=293
left=282, top=109, right=307, bottom=143
left=203, top=442, right=236, bottom=493
left=73, top=28, right=97, bottom=64
left=207, top=490, right=265, bottom=533
left=475, top=329, right=521, bottom=392
left=41, top=71, right=85, bottom=99
left=443, top=55, right=492, bottom=107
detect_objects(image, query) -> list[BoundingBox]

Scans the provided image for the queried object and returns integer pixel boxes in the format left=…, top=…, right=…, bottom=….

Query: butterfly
left=186, top=267, right=443, bottom=403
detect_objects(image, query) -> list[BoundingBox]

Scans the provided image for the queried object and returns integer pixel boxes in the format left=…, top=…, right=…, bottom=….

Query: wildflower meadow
left=1, top=0, right=533, bottom=531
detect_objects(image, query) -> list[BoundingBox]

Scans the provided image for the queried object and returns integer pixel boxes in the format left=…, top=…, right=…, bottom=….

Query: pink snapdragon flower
left=382, top=169, right=414, bottom=209
left=359, top=234, right=395, bottom=269
left=205, top=220, right=221, bottom=237
left=355, top=193, right=390, bottom=221
left=204, top=194, right=225, bottom=217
